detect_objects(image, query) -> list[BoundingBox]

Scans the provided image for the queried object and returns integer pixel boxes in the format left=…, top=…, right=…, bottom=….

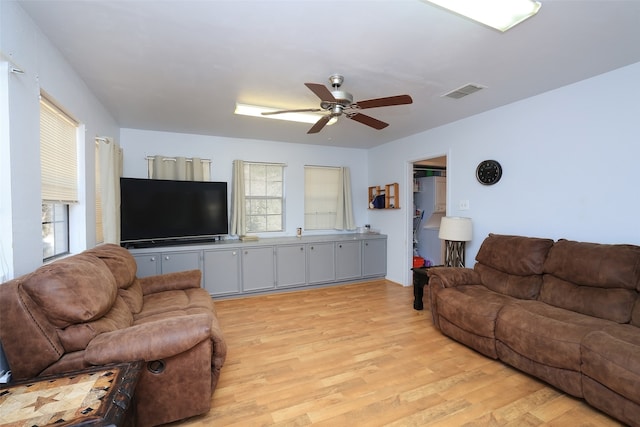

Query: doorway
left=411, top=155, right=447, bottom=270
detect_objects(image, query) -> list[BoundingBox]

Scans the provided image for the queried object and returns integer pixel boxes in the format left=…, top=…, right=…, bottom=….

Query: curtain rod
left=146, top=156, right=211, bottom=163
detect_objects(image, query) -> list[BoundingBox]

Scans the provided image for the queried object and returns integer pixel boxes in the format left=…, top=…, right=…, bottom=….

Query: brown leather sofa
left=428, top=234, right=640, bottom=427
left=0, top=244, right=227, bottom=426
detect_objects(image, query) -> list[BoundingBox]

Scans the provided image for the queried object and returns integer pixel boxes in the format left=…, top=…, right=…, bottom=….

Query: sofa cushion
left=475, top=234, right=554, bottom=276
left=495, top=300, right=615, bottom=372
left=84, top=244, right=138, bottom=289
left=475, top=263, right=543, bottom=300
left=632, top=298, right=640, bottom=327
left=119, top=279, right=144, bottom=314
left=135, top=288, right=215, bottom=322
left=435, top=285, right=515, bottom=358
left=543, top=239, right=640, bottom=290
left=582, top=324, right=640, bottom=406
left=22, top=254, right=118, bottom=328
left=57, top=296, right=133, bottom=352
left=539, top=275, right=636, bottom=323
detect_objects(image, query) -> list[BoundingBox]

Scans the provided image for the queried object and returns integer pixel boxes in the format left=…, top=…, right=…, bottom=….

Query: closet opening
left=411, top=156, right=447, bottom=269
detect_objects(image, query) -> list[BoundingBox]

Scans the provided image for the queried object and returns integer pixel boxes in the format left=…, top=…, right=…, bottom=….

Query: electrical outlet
left=459, top=199, right=470, bottom=210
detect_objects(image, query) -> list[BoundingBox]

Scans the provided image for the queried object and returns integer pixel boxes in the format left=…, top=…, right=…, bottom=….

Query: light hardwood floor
left=171, top=280, right=622, bottom=426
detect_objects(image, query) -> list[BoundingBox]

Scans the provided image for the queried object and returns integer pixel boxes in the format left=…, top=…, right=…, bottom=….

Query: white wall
left=120, top=129, right=371, bottom=238
left=370, top=61, right=640, bottom=286
left=1, top=1, right=119, bottom=277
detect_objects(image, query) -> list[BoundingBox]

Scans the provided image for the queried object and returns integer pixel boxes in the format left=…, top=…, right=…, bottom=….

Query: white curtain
left=335, top=166, right=356, bottom=230
left=147, top=155, right=210, bottom=181
left=230, top=159, right=246, bottom=236
left=99, top=138, right=123, bottom=244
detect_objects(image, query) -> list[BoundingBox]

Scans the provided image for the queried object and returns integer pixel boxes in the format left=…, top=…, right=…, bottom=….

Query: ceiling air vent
left=443, top=83, right=485, bottom=99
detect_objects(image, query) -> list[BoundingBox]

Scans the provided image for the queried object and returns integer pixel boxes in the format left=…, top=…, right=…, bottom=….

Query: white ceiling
left=18, top=0, right=640, bottom=149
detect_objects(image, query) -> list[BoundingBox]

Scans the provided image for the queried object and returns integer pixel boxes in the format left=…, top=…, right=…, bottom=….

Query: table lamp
left=438, top=216, right=472, bottom=267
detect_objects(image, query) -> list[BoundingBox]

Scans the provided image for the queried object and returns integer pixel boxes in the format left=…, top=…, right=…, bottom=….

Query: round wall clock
left=476, top=160, right=502, bottom=185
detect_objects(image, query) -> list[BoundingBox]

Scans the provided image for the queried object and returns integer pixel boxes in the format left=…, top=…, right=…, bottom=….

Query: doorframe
left=402, top=151, right=449, bottom=287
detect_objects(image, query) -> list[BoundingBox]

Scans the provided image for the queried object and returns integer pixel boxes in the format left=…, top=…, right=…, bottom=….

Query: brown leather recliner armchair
left=0, top=244, right=227, bottom=426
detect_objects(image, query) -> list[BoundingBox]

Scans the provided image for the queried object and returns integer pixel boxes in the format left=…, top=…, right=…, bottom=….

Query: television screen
left=120, top=177, right=228, bottom=246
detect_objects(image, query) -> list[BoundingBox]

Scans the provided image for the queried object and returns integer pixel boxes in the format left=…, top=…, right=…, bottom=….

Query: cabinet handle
left=164, top=256, right=169, bottom=261
left=310, top=246, right=314, bottom=250
left=150, top=257, right=155, bottom=262
left=232, top=251, right=237, bottom=256
left=244, top=251, right=248, bottom=255
left=300, top=247, right=304, bottom=251
left=339, top=244, right=342, bottom=248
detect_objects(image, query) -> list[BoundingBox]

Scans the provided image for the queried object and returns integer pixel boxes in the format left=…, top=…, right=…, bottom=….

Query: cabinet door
left=204, top=249, right=241, bottom=296
left=160, top=251, right=201, bottom=274
left=335, top=240, right=362, bottom=280
left=362, top=239, right=387, bottom=277
left=276, top=245, right=307, bottom=288
left=133, top=254, right=160, bottom=278
left=307, top=242, right=335, bottom=284
left=242, top=247, right=275, bottom=292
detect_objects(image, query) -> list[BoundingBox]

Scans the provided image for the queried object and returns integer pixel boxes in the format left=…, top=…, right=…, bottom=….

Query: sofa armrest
left=139, top=269, right=202, bottom=295
left=427, top=267, right=480, bottom=289
left=84, top=313, right=212, bottom=364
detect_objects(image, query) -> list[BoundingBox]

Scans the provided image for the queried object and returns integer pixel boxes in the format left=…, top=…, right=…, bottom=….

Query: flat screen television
left=120, top=177, right=228, bottom=247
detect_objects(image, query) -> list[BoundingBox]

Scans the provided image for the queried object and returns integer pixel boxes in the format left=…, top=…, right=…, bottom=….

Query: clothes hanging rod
left=414, top=166, right=446, bottom=170
left=146, top=156, right=211, bottom=163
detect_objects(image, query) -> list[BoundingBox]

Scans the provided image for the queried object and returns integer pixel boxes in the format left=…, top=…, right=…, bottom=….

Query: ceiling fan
left=262, top=74, right=413, bottom=134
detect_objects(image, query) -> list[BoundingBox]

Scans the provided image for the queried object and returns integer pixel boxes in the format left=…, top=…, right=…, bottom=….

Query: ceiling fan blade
left=305, top=83, right=337, bottom=102
left=354, top=94, right=413, bottom=110
left=307, top=115, right=332, bottom=134
left=348, top=113, right=389, bottom=130
left=262, top=108, right=322, bottom=116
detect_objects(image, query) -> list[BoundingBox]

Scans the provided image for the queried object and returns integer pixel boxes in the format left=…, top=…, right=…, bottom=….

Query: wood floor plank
left=168, top=280, right=623, bottom=426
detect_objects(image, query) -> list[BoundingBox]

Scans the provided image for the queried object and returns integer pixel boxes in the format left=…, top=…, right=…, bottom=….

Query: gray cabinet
left=335, top=240, right=362, bottom=281
left=204, top=248, right=241, bottom=296
left=160, top=251, right=201, bottom=274
left=362, top=238, right=387, bottom=277
left=276, top=244, right=307, bottom=288
left=129, top=234, right=386, bottom=297
left=133, top=250, right=201, bottom=279
left=308, top=242, right=335, bottom=284
left=241, top=246, right=275, bottom=292
left=133, top=254, right=160, bottom=278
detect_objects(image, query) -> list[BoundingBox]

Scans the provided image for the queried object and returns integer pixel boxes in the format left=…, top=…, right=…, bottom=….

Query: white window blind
left=304, top=166, right=340, bottom=230
left=40, top=97, right=78, bottom=203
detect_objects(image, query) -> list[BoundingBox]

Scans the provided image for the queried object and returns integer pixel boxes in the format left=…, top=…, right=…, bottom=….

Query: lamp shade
left=438, top=217, right=472, bottom=241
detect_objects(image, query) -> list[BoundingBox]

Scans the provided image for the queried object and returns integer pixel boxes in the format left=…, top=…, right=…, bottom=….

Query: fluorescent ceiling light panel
left=235, top=103, right=336, bottom=125
left=423, top=0, right=541, bottom=32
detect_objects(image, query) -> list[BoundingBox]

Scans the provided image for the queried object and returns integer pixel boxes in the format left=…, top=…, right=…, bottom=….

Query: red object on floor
left=413, top=256, right=425, bottom=268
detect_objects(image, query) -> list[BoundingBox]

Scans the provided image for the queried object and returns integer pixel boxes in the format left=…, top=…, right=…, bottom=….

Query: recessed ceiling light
left=234, top=103, right=337, bottom=126
left=422, top=0, right=542, bottom=32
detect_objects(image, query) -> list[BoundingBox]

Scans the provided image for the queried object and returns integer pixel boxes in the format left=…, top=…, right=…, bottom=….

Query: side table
left=412, top=266, right=430, bottom=310
left=0, top=361, right=143, bottom=427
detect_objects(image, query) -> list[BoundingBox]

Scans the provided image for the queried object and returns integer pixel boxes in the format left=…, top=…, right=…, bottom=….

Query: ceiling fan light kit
left=422, top=0, right=542, bottom=32
left=247, top=74, right=413, bottom=135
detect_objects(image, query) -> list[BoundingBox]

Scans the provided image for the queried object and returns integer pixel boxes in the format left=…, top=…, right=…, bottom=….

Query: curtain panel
left=147, top=155, right=211, bottom=181
left=230, top=159, right=246, bottom=236
left=98, top=138, right=123, bottom=244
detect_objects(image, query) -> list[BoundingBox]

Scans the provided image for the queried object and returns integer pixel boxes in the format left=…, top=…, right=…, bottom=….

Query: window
left=244, top=162, right=284, bottom=232
left=304, top=166, right=340, bottom=230
left=40, top=96, right=78, bottom=260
